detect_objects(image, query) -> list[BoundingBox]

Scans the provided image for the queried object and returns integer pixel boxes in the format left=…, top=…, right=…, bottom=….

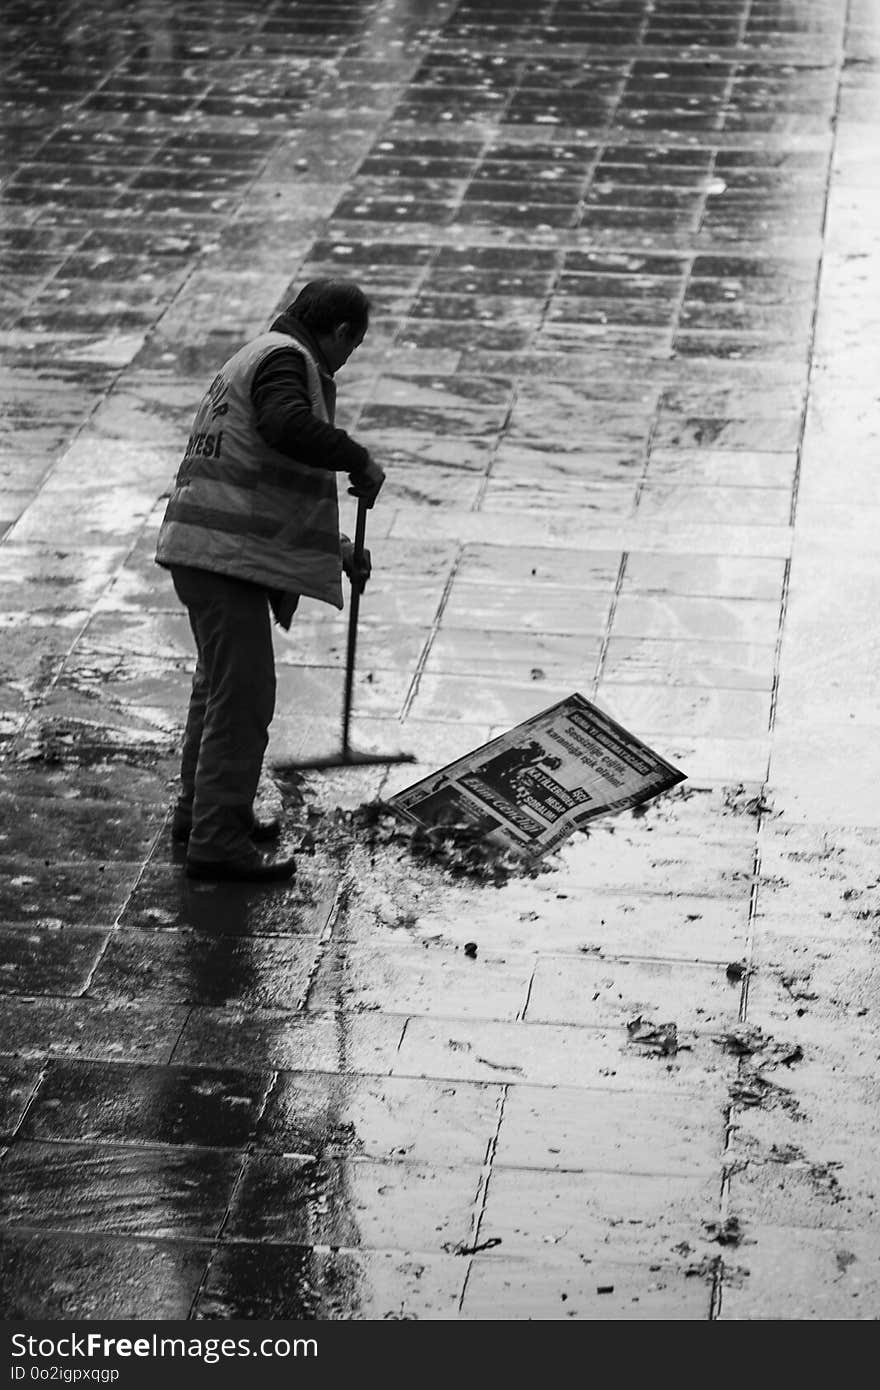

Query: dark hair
left=288, top=279, right=371, bottom=336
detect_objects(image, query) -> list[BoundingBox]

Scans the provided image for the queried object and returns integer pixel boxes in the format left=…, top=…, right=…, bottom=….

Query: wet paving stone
left=391, top=1014, right=733, bottom=1093
left=752, top=823, right=880, bottom=930
left=463, top=1251, right=714, bottom=1320
left=0, top=1059, right=42, bottom=1139
left=256, top=1071, right=498, bottom=1167
left=635, top=482, right=792, bottom=527
left=276, top=619, right=431, bottom=671
left=75, top=609, right=194, bottom=662
left=726, top=1146, right=880, bottom=1233
left=88, top=929, right=323, bottom=1009
left=0, top=626, right=73, bottom=700
left=20, top=1060, right=273, bottom=1149
left=597, top=682, right=772, bottom=740
left=0, top=753, right=174, bottom=805
left=645, top=439, right=795, bottom=483
left=654, top=734, right=771, bottom=786
left=0, top=997, right=188, bottom=1065
left=0, top=1230, right=209, bottom=1320
left=274, top=663, right=410, bottom=721
left=0, top=859, right=141, bottom=928
left=479, top=1166, right=720, bottom=1265
left=494, top=1082, right=725, bottom=1177
left=439, top=582, right=613, bottom=634
left=119, top=862, right=339, bottom=937
left=0, top=923, right=108, bottom=997
left=717, top=1227, right=880, bottom=1321
left=422, top=627, right=601, bottom=680
left=653, top=411, right=803, bottom=452
left=0, top=793, right=163, bottom=862
left=358, top=428, right=492, bottom=475
left=332, top=859, right=751, bottom=964
left=622, top=552, right=787, bottom=601
left=746, top=929, right=880, bottom=1059
left=524, top=953, right=745, bottom=1032
left=0, top=1140, right=241, bottom=1238
left=172, top=1007, right=405, bottom=1075
left=307, top=940, right=533, bottom=1023
left=507, top=391, right=655, bottom=445
left=482, top=478, right=637, bottom=516
left=455, top=543, right=621, bottom=589
left=194, top=1241, right=465, bottom=1321
left=611, top=594, right=783, bottom=646
left=226, top=1152, right=480, bottom=1251
left=407, top=672, right=576, bottom=727
left=602, top=636, right=776, bottom=691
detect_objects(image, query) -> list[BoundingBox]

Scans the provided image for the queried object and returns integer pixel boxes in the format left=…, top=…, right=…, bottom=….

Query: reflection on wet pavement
left=2, top=0, right=880, bottom=1323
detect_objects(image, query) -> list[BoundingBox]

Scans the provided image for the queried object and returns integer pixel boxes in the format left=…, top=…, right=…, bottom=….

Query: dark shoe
left=172, top=811, right=282, bottom=844
left=249, top=816, right=282, bottom=843
left=185, top=853, right=296, bottom=883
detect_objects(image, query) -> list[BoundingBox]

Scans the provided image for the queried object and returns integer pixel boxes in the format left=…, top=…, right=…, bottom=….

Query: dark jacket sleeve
left=251, top=348, right=371, bottom=474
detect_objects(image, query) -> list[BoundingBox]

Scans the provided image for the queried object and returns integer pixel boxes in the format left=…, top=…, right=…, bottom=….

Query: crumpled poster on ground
left=388, top=692, right=686, bottom=857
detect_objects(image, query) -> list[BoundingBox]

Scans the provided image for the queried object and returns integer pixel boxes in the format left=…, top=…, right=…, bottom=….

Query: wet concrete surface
left=1, top=0, right=880, bottom=1323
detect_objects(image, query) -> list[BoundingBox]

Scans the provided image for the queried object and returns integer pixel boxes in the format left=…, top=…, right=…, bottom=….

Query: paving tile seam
left=21, top=1046, right=740, bottom=1094
left=293, top=879, right=350, bottom=1016
left=397, top=543, right=464, bottom=720
left=67, top=941, right=756, bottom=969
left=304, top=221, right=827, bottom=253
left=0, top=1224, right=716, bottom=1278
left=159, top=1002, right=746, bottom=1040
left=204, top=1073, right=280, bottom=1288
left=0, top=1228, right=233, bottom=1251
left=383, top=513, right=796, bottom=552
left=0, top=1217, right=722, bottom=1262
left=0, top=1225, right=223, bottom=1252
left=410, top=131, right=829, bottom=152
left=0, top=929, right=753, bottom=955
left=3, top=1066, right=735, bottom=1114
left=1, top=922, right=752, bottom=959
left=0, top=1225, right=221, bottom=1251
left=426, top=44, right=842, bottom=64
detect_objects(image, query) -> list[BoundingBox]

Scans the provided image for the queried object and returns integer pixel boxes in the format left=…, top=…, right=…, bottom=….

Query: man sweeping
left=155, top=279, right=384, bottom=883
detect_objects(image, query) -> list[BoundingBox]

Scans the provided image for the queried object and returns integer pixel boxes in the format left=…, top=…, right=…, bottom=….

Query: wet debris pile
left=728, top=1071, right=795, bottom=1111
left=703, top=1216, right=745, bottom=1248
left=716, top=1024, right=803, bottom=1115
left=629, top=781, right=701, bottom=820
left=716, top=1024, right=803, bottom=1069
left=722, top=783, right=774, bottom=818
left=625, top=1015, right=687, bottom=1056
left=296, top=797, right=544, bottom=886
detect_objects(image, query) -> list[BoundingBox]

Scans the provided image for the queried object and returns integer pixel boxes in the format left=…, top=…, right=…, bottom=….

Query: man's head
left=287, top=279, right=371, bottom=372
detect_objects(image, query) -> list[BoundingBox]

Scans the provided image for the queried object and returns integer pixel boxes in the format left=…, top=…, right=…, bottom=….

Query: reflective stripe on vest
left=155, top=333, right=344, bottom=609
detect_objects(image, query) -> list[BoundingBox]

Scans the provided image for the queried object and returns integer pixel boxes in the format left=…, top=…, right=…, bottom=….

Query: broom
left=275, top=496, right=416, bottom=771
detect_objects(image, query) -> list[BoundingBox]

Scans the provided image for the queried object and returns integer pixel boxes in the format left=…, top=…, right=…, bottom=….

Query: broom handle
left=340, top=496, right=368, bottom=758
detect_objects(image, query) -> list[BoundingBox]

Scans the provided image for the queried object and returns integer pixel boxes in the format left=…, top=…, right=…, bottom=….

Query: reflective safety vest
left=155, top=332, right=345, bottom=609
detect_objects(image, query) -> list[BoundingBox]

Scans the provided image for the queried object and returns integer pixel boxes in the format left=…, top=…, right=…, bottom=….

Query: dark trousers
left=170, top=565, right=276, bottom=861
